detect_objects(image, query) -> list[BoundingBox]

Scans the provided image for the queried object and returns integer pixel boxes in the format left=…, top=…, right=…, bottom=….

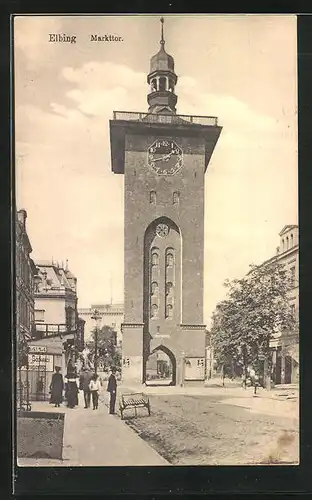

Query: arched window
left=291, top=234, right=294, bottom=247
left=150, top=191, right=156, bottom=204
left=166, top=304, right=173, bottom=318
left=166, top=252, right=174, bottom=267
left=166, top=282, right=173, bottom=296
left=151, top=79, right=157, bottom=92
left=151, top=281, right=158, bottom=295
left=151, top=251, right=159, bottom=266
left=173, top=191, right=180, bottom=205
left=286, top=236, right=289, bottom=250
left=282, top=239, right=285, bottom=251
left=159, top=77, right=166, bottom=92
left=151, top=304, right=158, bottom=318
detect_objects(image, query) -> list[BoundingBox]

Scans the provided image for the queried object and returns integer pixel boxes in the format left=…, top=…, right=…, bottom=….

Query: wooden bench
left=119, top=392, right=151, bottom=420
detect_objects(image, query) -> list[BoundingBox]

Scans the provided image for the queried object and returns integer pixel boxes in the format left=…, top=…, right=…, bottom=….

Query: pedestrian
left=79, top=367, right=93, bottom=409
left=107, top=367, right=117, bottom=414
left=65, top=367, right=79, bottom=409
left=89, top=373, right=101, bottom=410
left=49, top=366, right=64, bottom=407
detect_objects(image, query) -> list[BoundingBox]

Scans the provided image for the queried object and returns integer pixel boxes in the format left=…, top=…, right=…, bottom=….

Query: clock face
left=147, top=139, right=183, bottom=176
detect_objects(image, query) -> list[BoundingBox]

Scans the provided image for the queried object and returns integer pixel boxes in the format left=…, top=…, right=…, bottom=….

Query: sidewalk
left=17, top=392, right=169, bottom=467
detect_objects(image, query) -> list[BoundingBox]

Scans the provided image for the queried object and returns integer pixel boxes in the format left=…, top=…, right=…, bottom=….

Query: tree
left=211, top=260, right=296, bottom=388
left=86, top=325, right=121, bottom=372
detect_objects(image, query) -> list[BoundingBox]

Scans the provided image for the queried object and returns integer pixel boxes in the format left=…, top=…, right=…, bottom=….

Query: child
left=89, top=373, right=101, bottom=410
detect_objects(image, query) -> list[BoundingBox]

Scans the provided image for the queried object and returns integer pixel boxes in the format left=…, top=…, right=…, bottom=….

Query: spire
left=160, top=17, right=165, bottom=48
left=147, top=17, right=178, bottom=114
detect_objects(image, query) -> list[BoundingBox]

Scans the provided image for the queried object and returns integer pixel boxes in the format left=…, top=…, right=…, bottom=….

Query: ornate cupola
left=147, top=17, right=178, bottom=114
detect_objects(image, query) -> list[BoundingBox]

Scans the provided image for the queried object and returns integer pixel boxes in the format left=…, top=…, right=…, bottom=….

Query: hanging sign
left=28, top=353, right=54, bottom=372
left=28, top=345, right=47, bottom=354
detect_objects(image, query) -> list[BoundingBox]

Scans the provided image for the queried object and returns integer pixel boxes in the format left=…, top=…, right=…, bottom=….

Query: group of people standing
left=49, top=361, right=117, bottom=413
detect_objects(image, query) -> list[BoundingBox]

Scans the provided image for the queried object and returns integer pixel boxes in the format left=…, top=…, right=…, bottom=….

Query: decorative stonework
left=156, top=223, right=169, bottom=238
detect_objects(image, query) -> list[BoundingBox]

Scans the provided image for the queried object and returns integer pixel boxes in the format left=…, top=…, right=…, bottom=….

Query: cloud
left=15, top=58, right=297, bottom=312
left=14, top=16, right=62, bottom=65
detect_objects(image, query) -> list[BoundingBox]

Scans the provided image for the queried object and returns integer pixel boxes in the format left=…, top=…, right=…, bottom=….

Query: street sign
left=28, top=353, right=54, bottom=372
left=28, top=345, right=47, bottom=354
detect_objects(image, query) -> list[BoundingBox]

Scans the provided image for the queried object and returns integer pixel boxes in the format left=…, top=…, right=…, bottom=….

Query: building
left=78, top=303, right=123, bottom=345
left=28, top=259, right=83, bottom=400
left=16, top=209, right=37, bottom=409
left=16, top=209, right=37, bottom=345
left=268, top=225, right=299, bottom=384
left=109, top=18, right=222, bottom=385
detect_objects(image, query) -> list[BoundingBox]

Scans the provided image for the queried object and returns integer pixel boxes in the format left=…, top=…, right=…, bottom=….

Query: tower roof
left=149, top=17, right=175, bottom=73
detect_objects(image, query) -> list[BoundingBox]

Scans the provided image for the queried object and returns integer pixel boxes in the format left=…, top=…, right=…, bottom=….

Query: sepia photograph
left=14, top=14, right=299, bottom=468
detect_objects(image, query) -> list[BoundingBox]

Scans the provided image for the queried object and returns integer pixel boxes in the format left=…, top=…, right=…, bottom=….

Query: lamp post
left=91, top=309, right=102, bottom=375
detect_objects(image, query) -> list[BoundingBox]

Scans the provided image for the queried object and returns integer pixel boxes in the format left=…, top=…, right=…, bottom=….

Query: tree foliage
left=85, top=325, right=121, bottom=371
left=211, top=260, right=296, bottom=380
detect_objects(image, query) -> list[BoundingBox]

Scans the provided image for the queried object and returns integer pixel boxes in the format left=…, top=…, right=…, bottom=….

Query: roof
left=279, top=225, right=298, bottom=236
left=150, top=46, right=175, bottom=73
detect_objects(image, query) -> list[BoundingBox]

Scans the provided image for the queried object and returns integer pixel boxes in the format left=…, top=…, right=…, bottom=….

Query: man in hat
left=107, top=367, right=117, bottom=414
left=79, top=367, right=93, bottom=409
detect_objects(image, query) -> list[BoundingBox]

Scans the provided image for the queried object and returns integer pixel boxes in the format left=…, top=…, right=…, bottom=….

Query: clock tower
left=110, top=18, right=222, bottom=385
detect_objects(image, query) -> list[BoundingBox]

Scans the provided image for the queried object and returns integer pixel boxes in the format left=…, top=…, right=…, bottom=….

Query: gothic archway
left=144, top=344, right=177, bottom=386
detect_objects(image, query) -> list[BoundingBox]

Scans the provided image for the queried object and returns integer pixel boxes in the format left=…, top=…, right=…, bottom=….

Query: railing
left=32, top=323, right=76, bottom=339
left=113, top=111, right=218, bottom=127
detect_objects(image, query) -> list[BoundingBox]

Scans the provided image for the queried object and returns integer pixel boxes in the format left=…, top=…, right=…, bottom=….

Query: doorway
left=145, top=345, right=176, bottom=386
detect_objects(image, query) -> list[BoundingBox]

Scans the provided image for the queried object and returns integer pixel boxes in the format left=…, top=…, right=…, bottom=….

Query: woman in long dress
left=49, top=366, right=64, bottom=407
left=65, top=364, right=79, bottom=408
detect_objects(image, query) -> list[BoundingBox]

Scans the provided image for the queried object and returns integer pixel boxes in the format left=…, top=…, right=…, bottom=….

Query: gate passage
left=119, top=393, right=151, bottom=420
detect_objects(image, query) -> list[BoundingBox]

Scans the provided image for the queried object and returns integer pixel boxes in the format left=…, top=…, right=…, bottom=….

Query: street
left=18, top=385, right=299, bottom=467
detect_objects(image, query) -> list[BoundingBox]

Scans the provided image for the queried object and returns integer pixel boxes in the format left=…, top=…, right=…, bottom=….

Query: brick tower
left=110, top=18, right=222, bottom=385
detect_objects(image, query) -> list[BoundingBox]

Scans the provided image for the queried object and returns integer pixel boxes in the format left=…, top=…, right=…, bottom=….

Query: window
left=151, top=304, right=158, bottom=318
left=282, top=239, right=285, bottom=251
left=166, top=282, right=173, bottom=296
left=150, top=191, right=156, bottom=204
left=286, top=236, right=289, bottom=250
left=166, top=304, right=173, bottom=318
left=290, top=266, right=296, bottom=287
left=35, top=309, right=45, bottom=322
left=291, top=234, right=294, bottom=247
left=173, top=191, right=180, bottom=204
left=151, top=252, right=159, bottom=266
left=159, top=77, right=166, bottom=92
left=151, top=281, right=158, bottom=295
left=166, top=252, right=174, bottom=267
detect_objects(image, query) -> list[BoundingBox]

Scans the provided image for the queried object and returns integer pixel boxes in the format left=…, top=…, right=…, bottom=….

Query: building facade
left=269, top=225, right=299, bottom=384
left=110, top=18, right=221, bottom=385
left=16, top=209, right=37, bottom=347
left=28, top=260, right=83, bottom=400
left=16, top=209, right=37, bottom=410
left=78, top=303, right=123, bottom=345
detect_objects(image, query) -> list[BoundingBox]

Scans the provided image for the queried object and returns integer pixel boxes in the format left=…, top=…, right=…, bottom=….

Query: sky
left=14, top=14, right=298, bottom=325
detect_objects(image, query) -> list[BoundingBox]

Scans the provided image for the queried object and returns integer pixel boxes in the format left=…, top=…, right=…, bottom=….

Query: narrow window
left=159, top=77, right=166, bottom=92
left=286, top=236, right=289, bottom=250
left=166, top=304, right=173, bottom=318
left=151, top=281, right=158, bottom=295
left=166, top=282, right=173, bottom=296
left=173, top=191, right=180, bottom=205
left=152, top=252, right=159, bottom=266
left=150, top=191, right=156, bottom=204
left=166, top=253, right=174, bottom=267
left=151, top=304, right=158, bottom=318
left=282, top=239, right=285, bottom=251
left=291, top=234, right=294, bottom=247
